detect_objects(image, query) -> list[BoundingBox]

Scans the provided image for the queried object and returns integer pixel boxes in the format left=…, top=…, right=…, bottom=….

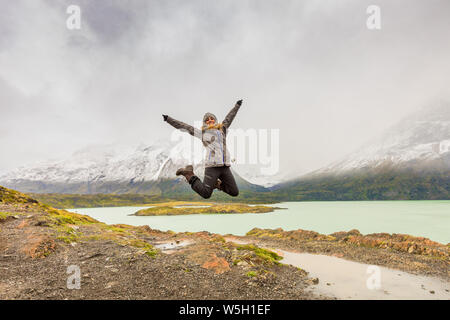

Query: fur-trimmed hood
left=202, top=112, right=223, bottom=131
left=203, top=112, right=217, bottom=124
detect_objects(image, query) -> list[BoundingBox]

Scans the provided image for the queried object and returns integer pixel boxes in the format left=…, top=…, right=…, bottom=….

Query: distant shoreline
left=27, top=192, right=450, bottom=210
left=131, top=201, right=284, bottom=216
left=28, top=193, right=279, bottom=209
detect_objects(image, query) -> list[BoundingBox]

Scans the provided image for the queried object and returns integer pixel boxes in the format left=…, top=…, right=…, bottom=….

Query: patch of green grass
left=55, top=225, right=82, bottom=243
left=109, top=226, right=127, bottom=233
left=0, top=211, right=26, bottom=221
left=0, top=212, right=12, bottom=220
left=210, top=235, right=226, bottom=243
left=237, top=244, right=283, bottom=265
left=246, top=271, right=257, bottom=277
left=100, top=224, right=130, bottom=234
left=0, top=186, right=39, bottom=205
left=127, top=239, right=158, bottom=257
left=29, top=206, right=98, bottom=244
left=39, top=204, right=97, bottom=227
left=134, top=203, right=278, bottom=216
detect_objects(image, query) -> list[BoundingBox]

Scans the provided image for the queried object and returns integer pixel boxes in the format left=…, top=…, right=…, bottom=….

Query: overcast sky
left=1, top=0, right=450, bottom=177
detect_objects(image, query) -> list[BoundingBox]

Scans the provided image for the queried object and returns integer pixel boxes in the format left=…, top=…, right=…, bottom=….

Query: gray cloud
left=1, top=0, right=450, bottom=176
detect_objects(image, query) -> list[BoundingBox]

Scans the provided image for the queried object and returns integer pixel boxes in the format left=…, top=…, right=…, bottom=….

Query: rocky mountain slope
left=0, top=139, right=267, bottom=195
left=317, top=102, right=450, bottom=173
left=271, top=103, right=450, bottom=200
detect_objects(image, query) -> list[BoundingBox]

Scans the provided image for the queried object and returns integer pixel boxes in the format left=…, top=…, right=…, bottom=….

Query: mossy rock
left=134, top=202, right=278, bottom=216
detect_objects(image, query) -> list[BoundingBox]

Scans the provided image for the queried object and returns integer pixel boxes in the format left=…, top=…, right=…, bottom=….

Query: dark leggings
left=189, top=166, right=239, bottom=199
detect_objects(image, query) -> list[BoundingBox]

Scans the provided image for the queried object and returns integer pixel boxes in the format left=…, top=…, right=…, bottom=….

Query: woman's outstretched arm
left=222, top=99, right=243, bottom=129
left=163, top=115, right=201, bottom=138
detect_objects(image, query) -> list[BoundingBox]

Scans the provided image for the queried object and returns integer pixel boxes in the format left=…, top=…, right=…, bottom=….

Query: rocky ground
left=0, top=186, right=323, bottom=300
left=1, top=186, right=448, bottom=300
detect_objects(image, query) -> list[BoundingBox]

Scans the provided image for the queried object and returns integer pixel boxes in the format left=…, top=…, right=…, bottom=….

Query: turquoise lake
left=70, top=200, right=450, bottom=244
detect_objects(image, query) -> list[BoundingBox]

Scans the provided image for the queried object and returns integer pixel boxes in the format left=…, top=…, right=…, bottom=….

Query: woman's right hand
left=162, top=114, right=168, bottom=121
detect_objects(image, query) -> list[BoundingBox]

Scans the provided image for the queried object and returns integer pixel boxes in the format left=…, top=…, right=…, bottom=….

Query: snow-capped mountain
left=270, top=102, right=450, bottom=200
left=314, top=102, right=450, bottom=175
left=1, top=140, right=182, bottom=183
left=0, top=138, right=269, bottom=194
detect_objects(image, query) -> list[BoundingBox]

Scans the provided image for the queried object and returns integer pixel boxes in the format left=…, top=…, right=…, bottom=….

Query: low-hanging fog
left=1, top=0, right=450, bottom=178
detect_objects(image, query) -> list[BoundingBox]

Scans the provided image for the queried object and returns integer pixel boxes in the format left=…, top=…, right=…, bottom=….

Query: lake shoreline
left=70, top=200, right=450, bottom=244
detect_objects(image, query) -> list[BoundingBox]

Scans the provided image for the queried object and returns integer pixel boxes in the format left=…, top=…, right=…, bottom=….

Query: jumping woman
left=162, top=99, right=242, bottom=199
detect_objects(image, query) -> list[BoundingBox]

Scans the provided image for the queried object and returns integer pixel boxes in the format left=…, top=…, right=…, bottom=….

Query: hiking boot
left=176, top=165, right=195, bottom=183
left=215, top=179, right=223, bottom=191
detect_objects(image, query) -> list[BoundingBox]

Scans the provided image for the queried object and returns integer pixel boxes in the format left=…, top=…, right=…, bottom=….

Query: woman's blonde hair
left=202, top=123, right=223, bottom=131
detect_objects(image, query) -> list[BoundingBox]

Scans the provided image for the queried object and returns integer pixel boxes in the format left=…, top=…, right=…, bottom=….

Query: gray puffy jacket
left=166, top=102, right=241, bottom=168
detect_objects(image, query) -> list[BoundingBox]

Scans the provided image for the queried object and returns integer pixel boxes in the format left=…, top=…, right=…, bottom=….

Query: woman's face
left=206, top=116, right=215, bottom=126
